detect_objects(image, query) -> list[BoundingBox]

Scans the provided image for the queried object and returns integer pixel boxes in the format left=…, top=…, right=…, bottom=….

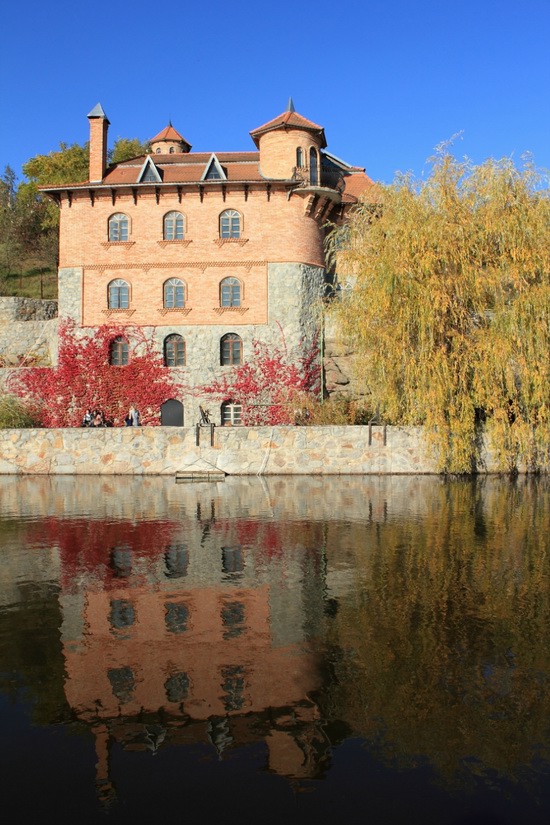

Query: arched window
left=169, top=146, right=175, bottom=154
left=220, top=277, right=241, bottom=307
left=108, top=213, right=129, bottom=242
left=220, top=333, right=243, bottom=365
left=221, top=401, right=242, bottom=426
left=156, top=147, right=161, bottom=154
left=309, top=147, right=318, bottom=185
left=296, top=147, right=303, bottom=168
left=219, top=209, right=241, bottom=239
left=163, top=278, right=185, bottom=308
left=164, top=211, right=185, bottom=240
left=110, top=336, right=129, bottom=366
left=164, top=334, right=185, bottom=367
left=108, top=279, right=130, bottom=309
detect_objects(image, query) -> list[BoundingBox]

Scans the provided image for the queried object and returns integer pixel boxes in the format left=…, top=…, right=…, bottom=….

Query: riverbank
left=0, top=424, right=544, bottom=475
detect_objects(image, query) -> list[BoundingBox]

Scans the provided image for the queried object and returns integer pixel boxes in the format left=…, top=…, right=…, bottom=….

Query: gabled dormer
left=201, top=154, right=227, bottom=182
left=138, top=156, right=162, bottom=183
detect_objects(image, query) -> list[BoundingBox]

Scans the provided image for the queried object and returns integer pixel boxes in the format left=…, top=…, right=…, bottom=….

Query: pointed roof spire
left=287, top=97, right=295, bottom=113
left=87, top=102, right=109, bottom=122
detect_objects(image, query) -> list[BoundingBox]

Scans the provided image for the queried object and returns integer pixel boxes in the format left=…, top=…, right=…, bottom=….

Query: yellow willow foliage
left=327, top=153, right=550, bottom=473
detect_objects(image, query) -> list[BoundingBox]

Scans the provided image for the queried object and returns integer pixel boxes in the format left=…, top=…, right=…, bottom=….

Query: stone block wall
left=0, top=424, right=543, bottom=476
left=0, top=298, right=58, bottom=367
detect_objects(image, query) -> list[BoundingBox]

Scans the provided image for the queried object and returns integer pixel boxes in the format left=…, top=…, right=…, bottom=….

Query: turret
left=250, top=98, right=326, bottom=181
left=150, top=122, right=191, bottom=155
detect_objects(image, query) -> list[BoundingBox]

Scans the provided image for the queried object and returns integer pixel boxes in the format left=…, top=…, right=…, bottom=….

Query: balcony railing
left=292, top=165, right=345, bottom=194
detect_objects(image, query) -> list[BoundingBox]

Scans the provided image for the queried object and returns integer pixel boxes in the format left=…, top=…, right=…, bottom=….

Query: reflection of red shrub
left=34, top=517, right=180, bottom=590
left=236, top=520, right=284, bottom=557
left=10, top=320, right=183, bottom=427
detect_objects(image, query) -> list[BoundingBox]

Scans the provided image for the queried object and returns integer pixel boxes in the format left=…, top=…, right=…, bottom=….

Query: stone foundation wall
left=0, top=297, right=57, bottom=323
left=0, top=298, right=58, bottom=367
left=0, top=424, right=542, bottom=475
left=323, top=314, right=364, bottom=400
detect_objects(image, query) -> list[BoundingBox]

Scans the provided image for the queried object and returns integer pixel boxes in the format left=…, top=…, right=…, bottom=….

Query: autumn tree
left=109, top=138, right=149, bottom=164
left=0, top=166, right=20, bottom=273
left=9, top=138, right=150, bottom=274
left=328, top=152, right=550, bottom=473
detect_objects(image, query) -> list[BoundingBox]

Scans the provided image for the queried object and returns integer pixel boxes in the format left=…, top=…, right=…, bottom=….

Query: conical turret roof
left=150, top=122, right=191, bottom=152
left=250, top=102, right=326, bottom=148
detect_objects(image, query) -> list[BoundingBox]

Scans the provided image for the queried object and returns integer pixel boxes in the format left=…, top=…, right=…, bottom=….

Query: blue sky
left=1, top=0, right=548, bottom=185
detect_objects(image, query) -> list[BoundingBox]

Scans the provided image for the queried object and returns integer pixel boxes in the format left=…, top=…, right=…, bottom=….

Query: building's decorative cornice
left=84, top=261, right=267, bottom=273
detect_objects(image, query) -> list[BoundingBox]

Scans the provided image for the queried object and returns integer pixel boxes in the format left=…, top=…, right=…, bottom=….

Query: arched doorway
left=161, top=399, right=184, bottom=426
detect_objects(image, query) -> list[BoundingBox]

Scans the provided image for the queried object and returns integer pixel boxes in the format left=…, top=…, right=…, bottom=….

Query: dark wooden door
left=161, top=399, right=184, bottom=426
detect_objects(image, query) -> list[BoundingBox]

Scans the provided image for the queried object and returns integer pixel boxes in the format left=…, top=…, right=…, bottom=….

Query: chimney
left=87, top=103, right=110, bottom=182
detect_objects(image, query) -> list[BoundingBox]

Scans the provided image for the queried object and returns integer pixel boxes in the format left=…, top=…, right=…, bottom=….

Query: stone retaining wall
left=0, top=297, right=58, bottom=367
left=0, top=424, right=540, bottom=475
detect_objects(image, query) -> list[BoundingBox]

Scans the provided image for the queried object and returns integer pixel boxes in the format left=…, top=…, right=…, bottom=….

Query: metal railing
left=292, top=165, right=345, bottom=194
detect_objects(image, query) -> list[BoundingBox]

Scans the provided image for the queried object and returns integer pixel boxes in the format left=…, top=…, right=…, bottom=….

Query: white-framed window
left=221, top=401, right=242, bottom=426
left=108, top=279, right=130, bottom=309
left=163, top=278, right=185, bottom=308
left=220, top=277, right=241, bottom=307
left=108, top=213, right=129, bottom=242
left=164, top=211, right=185, bottom=240
left=219, top=209, right=241, bottom=239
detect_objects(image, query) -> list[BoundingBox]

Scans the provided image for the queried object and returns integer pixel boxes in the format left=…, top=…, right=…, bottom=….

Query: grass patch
left=0, top=267, right=57, bottom=300
left=0, top=395, right=40, bottom=428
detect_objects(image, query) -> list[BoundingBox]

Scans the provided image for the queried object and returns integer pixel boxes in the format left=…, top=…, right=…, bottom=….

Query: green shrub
left=0, top=394, right=39, bottom=428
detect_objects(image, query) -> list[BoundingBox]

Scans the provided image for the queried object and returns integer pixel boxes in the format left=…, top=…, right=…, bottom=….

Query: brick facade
left=43, top=102, right=374, bottom=424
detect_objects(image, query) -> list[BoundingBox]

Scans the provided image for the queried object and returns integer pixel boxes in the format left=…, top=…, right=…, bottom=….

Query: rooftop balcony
left=292, top=165, right=345, bottom=195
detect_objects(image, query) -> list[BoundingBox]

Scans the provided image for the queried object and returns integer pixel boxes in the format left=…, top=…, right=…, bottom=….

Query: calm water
left=1, top=474, right=549, bottom=824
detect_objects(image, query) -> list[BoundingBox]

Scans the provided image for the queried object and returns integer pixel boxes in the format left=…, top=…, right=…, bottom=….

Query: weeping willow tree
left=327, top=151, right=550, bottom=473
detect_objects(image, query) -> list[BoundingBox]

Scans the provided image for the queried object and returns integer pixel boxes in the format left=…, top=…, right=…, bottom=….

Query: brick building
left=42, top=101, right=373, bottom=425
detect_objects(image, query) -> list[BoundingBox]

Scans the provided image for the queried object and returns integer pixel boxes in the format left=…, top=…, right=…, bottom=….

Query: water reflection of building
left=57, top=496, right=331, bottom=799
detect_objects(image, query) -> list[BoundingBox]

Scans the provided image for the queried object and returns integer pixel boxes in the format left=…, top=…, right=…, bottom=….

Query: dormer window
left=202, top=154, right=227, bottom=182
left=138, top=156, right=162, bottom=183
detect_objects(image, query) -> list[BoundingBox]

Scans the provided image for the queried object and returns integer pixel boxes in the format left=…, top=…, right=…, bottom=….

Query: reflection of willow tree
left=322, top=478, right=550, bottom=784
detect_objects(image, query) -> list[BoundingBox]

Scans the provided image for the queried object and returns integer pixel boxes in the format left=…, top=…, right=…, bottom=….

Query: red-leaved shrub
left=200, top=336, right=320, bottom=425
left=10, top=321, right=183, bottom=427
